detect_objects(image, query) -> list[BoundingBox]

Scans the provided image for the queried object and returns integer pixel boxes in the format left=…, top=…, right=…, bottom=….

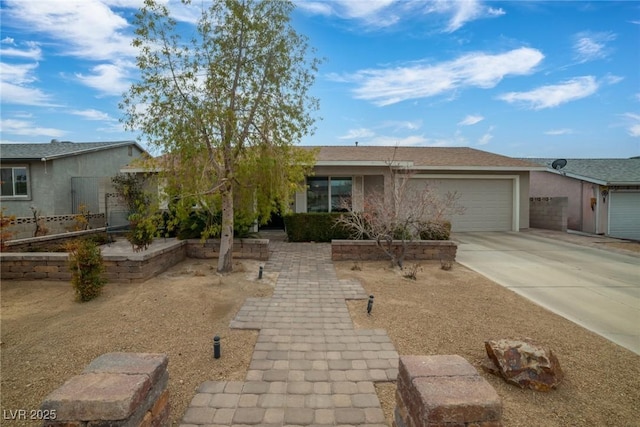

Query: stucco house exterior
left=293, top=146, right=544, bottom=232
left=527, top=158, right=640, bottom=240
left=0, top=140, right=147, bottom=218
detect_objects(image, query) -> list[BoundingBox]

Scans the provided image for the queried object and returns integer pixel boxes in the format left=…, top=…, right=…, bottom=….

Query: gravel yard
left=1, top=243, right=638, bottom=426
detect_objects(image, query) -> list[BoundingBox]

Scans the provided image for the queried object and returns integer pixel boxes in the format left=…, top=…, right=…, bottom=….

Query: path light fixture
left=213, top=335, right=221, bottom=359
left=367, top=295, right=374, bottom=315
left=259, top=266, right=263, bottom=279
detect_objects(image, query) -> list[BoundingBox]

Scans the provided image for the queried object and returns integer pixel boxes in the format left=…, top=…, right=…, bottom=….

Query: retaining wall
left=332, top=240, right=457, bottom=262
left=186, top=238, right=269, bottom=261
left=395, top=355, right=502, bottom=427
left=529, top=197, right=568, bottom=232
left=41, top=352, right=169, bottom=427
left=0, top=239, right=269, bottom=282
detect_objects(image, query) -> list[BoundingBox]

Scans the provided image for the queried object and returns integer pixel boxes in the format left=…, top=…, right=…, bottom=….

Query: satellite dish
left=551, top=159, right=567, bottom=170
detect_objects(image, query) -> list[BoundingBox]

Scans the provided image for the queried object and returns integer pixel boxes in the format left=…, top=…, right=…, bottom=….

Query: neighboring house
left=0, top=140, right=147, bottom=217
left=527, top=158, right=640, bottom=240
left=294, top=146, right=544, bottom=232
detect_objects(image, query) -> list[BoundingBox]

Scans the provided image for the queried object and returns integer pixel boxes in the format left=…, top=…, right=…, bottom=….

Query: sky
left=1, top=0, right=639, bottom=159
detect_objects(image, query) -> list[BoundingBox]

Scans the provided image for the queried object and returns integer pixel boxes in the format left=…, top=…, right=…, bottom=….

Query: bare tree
left=336, top=151, right=464, bottom=268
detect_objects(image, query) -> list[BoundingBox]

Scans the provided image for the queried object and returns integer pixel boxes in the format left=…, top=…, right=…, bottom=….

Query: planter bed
left=331, top=239, right=457, bottom=261
left=1, top=238, right=270, bottom=283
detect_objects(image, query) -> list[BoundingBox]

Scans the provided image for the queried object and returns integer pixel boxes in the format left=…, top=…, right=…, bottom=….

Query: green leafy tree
left=121, top=0, right=320, bottom=272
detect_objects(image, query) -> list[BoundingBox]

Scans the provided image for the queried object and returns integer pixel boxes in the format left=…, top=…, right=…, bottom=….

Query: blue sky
left=1, top=0, right=639, bottom=158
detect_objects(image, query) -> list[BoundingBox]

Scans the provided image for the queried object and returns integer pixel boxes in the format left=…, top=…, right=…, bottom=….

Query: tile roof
left=525, top=158, right=640, bottom=185
left=0, top=141, right=143, bottom=161
left=309, top=146, right=542, bottom=169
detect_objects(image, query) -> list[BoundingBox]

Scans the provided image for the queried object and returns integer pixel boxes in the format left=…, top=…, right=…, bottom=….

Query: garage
left=411, top=177, right=515, bottom=232
left=609, top=191, right=640, bottom=240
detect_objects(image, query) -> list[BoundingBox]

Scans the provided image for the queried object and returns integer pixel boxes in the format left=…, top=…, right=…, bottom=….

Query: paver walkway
left=180, top=241, right=399, bottom=426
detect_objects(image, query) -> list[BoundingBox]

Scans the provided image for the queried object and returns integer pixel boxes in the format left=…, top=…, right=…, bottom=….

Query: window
left=307, top=177, right=351, bottom=212
left=1, top=166, right=29, bottom=197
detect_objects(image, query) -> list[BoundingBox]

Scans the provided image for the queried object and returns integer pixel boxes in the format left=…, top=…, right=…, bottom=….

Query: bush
left=284, top=213, right=352, bottom=242
left=175, top=209, right=255, bottom=240
left=418, top=220, right=452, bottom=240
left=67, top=239, right=106, bottom=302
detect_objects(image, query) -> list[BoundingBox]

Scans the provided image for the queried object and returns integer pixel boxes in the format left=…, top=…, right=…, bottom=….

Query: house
left=526, top=158, right=640, bottom=240
left=293, top=146, right=544, bottom=232
left=0, top=140, right=147, bottom=218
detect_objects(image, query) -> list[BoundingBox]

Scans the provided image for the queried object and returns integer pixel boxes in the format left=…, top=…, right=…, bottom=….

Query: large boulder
left=482, top=338, right=563, bottom=392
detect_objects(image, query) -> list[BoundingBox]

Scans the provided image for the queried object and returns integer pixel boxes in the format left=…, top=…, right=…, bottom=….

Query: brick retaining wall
left=41, top=352, right=169, bottom=427
left=186, top=238, right=269, bottom=261
left=0, top=239, right=269, bottom=282
left=395, top=355, right=502, bottom=427
left=332, top=240, right=457, bottom=261
left=0, top=242, right=187, bottom=283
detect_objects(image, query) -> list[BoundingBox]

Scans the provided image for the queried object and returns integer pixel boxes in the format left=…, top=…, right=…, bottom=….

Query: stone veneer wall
left=529, top=197, right=568, bottom=232
left=331, top=240, right=457, bottom=261
left=0, top=242, right=187, bottom=283
left=395, top=355, right=502, bottom=427
left=41, top=353, right=169, bottom=427
left=0, top=239, right=269, bottom=282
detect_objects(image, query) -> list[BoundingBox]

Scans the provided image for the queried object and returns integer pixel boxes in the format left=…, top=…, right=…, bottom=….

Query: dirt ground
left=337, top=260, right=640, bottom=427
left=0, top=258, right=275, bottom=427
left=1, top=249, right=639, bottom=426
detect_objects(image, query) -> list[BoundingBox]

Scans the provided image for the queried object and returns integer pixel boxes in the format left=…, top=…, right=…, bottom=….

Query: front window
left=1, top=166, right=29, bottom=198
left=307, top=177, right=351, bottom=212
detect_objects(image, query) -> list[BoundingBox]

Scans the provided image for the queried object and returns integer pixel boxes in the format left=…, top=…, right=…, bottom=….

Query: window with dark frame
left=307, top=176, right=352, bottom=212
left=1, top=166, right=29, bottom=197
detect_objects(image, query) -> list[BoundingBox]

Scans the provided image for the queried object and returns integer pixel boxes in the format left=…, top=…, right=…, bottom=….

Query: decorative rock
left=483, top=338, right=564, bottom=391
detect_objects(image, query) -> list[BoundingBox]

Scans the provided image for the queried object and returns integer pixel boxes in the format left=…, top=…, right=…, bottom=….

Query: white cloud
left=573, top=31, right=616, bottom=63
left=477, top=126, right=494, bottom=145
left=298, top=0, right=504, bottom=31
left=1, top=118, right=66, bottom=137
left=75, top=62, right=133, bottom=96
left=0, top=62, right=59, bottom=106
left=0, top=41, right=42, bottom=60
left=498, top=76, right=598, bottom=110
left=458, top=115, right=484, bottom=126
left=297, top=0, right=399, bottom=27
left=70, top=109, right=115, bottom=121
left=623, top=113, right=640, bottom=137
left=342, top=47, right=543, bottom=106
left=3, top=0, right=136, bottom=62
left=339, top=128, right=376, bottom=140
left=545, top=129, right=574, bottom=135
left=441, top=0, right=505, bottom=33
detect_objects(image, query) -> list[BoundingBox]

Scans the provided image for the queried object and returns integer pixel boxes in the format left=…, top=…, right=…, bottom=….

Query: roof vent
left=551, top=159, right=567, bottom=170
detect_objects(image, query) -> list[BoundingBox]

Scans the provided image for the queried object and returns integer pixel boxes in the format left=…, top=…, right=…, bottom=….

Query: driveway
left=454, top=231, right=640, bottom=355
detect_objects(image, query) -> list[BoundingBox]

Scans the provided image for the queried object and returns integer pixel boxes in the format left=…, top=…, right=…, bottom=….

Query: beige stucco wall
left=295, top=167, right=531, bottom=231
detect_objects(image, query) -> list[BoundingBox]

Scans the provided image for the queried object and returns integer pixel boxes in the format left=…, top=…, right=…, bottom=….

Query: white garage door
left=413, top=178, right=514, bottom=232
left=609, top=191, right=640, bottom=240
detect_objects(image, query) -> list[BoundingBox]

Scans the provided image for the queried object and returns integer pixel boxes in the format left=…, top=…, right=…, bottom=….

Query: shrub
left=67, top=239, right=106, bottom=302
left=418, top=221, right=452, bottom=240
left=0, top=208, right=16, bottom=251
left=283, top=213, right=352, bottom=242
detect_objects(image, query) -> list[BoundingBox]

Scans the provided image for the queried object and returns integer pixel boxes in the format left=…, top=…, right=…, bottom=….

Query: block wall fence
left=529, top=197, right=568, bottom=232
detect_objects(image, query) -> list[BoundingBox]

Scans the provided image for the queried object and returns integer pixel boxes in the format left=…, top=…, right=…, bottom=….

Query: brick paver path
left=180, top=241, right=399, bottom=427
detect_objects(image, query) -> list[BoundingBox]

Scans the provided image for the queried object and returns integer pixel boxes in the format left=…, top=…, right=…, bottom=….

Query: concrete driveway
left=454, top=231, right=639, bottom=355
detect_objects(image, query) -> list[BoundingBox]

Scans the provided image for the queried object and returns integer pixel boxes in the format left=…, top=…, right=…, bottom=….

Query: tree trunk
left=217, top=183, right=234, bottom=273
